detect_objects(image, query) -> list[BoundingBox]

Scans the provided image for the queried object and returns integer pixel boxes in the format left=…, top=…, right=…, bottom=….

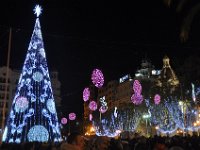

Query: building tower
left=2, top=5, right=61, bottom=143
left=155, top=55, right=179, bottom=93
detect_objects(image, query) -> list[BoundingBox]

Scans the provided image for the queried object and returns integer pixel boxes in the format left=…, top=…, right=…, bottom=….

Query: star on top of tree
left=34, top=5, right=42, bottom=17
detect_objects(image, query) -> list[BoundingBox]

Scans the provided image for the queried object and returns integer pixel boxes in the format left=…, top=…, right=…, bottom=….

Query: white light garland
left=47, top=99, right=56, bottom=114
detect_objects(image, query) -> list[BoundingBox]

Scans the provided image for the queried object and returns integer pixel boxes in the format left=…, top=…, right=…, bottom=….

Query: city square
left=0, top=0, right=200, bottom=149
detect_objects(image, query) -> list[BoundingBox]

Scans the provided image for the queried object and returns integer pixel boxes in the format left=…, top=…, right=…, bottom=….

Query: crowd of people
left=1, top=132, right=200, bottom=150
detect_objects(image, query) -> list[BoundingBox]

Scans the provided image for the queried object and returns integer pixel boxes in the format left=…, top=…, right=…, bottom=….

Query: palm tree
left=164, top=0, right=200, bottom=42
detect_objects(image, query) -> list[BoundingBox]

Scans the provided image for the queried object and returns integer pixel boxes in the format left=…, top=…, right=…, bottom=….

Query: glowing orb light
left=15, top=96, right=29, bottom=113
left=69, top=113, right=76, bottom=121
left=89, top=101, right=97, bottom=111
left=99, top=106, right=108, bottom=113
left=27, top=125, right=49, bottom=142
left=61, top=117, right=67, bottom=125
left=83, top=87, right=90, bottom=102
left=131, top=94, right=143, bottom=105
left=91, top=69, right=104, bottom=88
left=154, top=94, right=161, bottom=105
left=33, top=71, right=43, bottom=82
left=133, top=80, right=142, bottom=94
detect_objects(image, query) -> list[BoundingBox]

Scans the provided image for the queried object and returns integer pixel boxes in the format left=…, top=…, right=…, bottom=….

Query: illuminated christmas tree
left=2, top=5, right=61, bottom=143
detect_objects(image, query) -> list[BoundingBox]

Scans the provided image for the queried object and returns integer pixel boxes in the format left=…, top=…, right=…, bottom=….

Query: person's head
left=67, top=132, right=84, bottom=150
left=94, top=136, right=110, bottom=150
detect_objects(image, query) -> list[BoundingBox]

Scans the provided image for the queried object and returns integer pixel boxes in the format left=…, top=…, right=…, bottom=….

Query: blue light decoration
left=2, top=5, right=61, bottom=143
left=93, top=105, right=141, bottom=137
left=114, top=107, right=118, bottom=118
left=27, top=125, right=49, bottom=142
left=148, top=98, right=177, bottom=135
left=191, top=83, right=196, bottom=102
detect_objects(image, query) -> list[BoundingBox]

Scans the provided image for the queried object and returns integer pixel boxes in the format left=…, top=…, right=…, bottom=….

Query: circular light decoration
left=46, top=99, right=56, bottom=114
left=91, top=69, right=104, bottom=88
left=27, top=125, right=49, bottom=142
left=154, top=94, right=161, bottom=105
left=131, top=94, right=143, bottom=105
left=33, top=71, right=43, bottom=82
left=69, top=113, right=76, bottom=121
left=15, top=96, right=29, bottom=113
left=89, top=114, right=93, bottom=121
left=99, top=106, right=108, bottom=113
left=89, top=101, right=97, bottom=111
left=61, top=117, right=67, bottom=125
left=133, top=80, right=142, bottom=94
left=83, top=87, right=90, bottom=102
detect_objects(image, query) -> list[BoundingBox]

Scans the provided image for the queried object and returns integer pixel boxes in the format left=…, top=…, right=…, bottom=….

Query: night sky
left=0, top=0, right=200, bottom=118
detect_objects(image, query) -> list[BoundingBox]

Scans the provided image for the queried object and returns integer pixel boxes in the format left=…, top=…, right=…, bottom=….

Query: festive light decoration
left=61, top=118, right=67, bottom=125
left=131, top=80, right=143, bottom=105
left=154, top=94, right=161, bottom=105
left=148, top=98, right=178, bottom=135
left=167, top=99, right=197, bottom=131
left=2, top=5, right=61, bottom=143
left=114, top=107, right=118, bottom=118
left=83, top=87, right=90, bottom=102
left=133, top=80, right=142, bottom=94
left=99, top=106, right=108, bottom=114
left=196, top=87, right=200, bottom=96
left=27, top=125, right=49, bottom=142
left=14, top=96, right=29, bottom=113
left=99, top=96, right=108, bottom=113
left=93, top=105, right=141, bottom=137
left=34, top=5, right=42, bottom=17
left=131, top=94, right=143, bottom=105
left=191, top=83, right=196, bottom=102
left=69, top=113, right=76, bottom=121
left=89, top=101, right=97, bottom=111
left=47, top=99, right=56, bottom=114
left=91, top=69, right=104, bottom=88
left=33, top=71, right=43, bottom=82
left=89, top=114, right=93, bottom=121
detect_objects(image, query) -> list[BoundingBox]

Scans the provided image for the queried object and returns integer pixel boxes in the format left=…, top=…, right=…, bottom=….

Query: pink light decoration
left=91, top=69, right=104, bottom=88
left=83, top=87, right=90, bottom=102
left=89, top=101, right=97, bottom=111
left=15, top=96, right=29, bottom=112
left=61, top=117, right=67, bottom=125
left=154, top=94, right=161, bottom=105
left=89, top=114, right=93, bottom=121
left=131, top=94, right=143, bottom=105
left=133, top=80, right=142, bottom=94
left=69, top=113, right=76, bottom=121
left=99, top=106, right=108, bottom=113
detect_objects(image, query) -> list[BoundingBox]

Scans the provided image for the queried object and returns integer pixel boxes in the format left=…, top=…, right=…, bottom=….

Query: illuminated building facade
left=97, top=80, right=118, bottom=110
left=155, top=55, right=179, bottom=93
left=95, top=56, right=179, bottom=110
left=135, top=59, right=160, bottom=80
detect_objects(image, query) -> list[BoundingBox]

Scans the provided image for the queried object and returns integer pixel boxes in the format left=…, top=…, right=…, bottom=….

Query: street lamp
left=143, top=114, right=151, bottom=137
